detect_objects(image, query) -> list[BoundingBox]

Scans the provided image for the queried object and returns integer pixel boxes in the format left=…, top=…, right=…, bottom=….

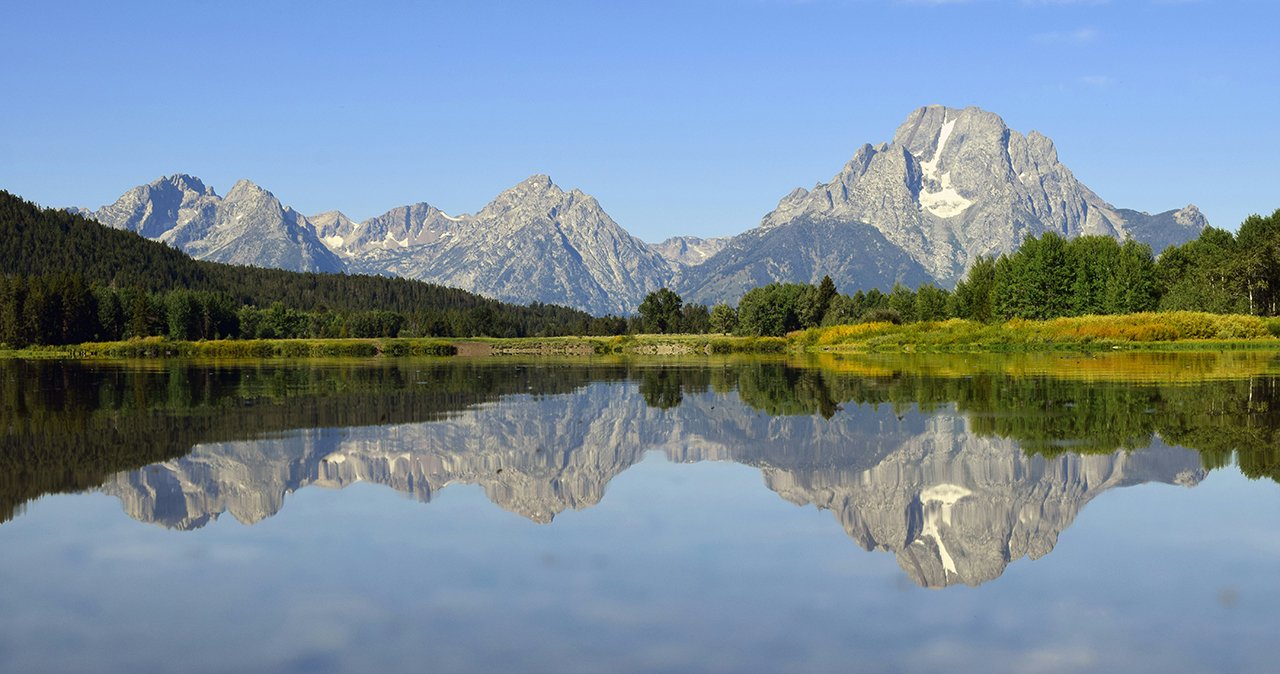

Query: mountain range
left=75, top=105, right=1209, bottom=314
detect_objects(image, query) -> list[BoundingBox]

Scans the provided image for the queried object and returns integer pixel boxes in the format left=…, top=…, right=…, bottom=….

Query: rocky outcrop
left=650, top=235, right=729, bottom=268
left=312, top=203, right=469, bottom=258
left=351, top=175, right=676, bottom=315
left=1115, top=204, right=1210, bottom=255
left=82, top=175, right=344, bottom=273
left=686, top=105, right=1209, bottom=295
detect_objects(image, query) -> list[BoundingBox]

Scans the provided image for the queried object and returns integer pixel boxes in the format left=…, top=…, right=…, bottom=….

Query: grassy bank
left=6, top=312, right=1280, bottom=360
left=805, top=350, right=1280, bottom=384
left=795, top=312, right=1280, bottom=352
left=9, top=336, right=459, bottom=359
left=0, top=334, right=787, bottom=360
left=454, top=334, right=788, bottom=356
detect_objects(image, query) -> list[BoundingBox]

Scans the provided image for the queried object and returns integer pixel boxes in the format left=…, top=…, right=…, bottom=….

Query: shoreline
left=5, top=320, right=1280, bottom=361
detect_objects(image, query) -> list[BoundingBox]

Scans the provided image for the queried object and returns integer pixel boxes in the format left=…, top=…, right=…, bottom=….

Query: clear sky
left=2, top=0, right=1276, bottom=242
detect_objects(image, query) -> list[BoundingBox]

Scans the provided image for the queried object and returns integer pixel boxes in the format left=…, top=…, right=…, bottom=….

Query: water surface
left=1, top=353, right=1278, bottom=672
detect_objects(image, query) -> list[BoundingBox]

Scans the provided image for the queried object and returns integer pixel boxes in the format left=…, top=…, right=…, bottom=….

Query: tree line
left=0, top=275, right=637, bottom=347
left=636, top=209, right=1280, bottom=337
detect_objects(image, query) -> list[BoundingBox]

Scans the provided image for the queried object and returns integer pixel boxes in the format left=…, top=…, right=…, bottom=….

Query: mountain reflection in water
left=3, top=353, right=1278, bottom=588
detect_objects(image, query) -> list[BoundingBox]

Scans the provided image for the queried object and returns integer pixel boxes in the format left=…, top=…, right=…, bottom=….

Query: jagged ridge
left=74, top=106, right=1208, bottom=310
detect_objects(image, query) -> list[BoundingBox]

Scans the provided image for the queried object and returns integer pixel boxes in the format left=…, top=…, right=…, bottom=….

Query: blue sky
left=2, top=0, right=1276, bottom=241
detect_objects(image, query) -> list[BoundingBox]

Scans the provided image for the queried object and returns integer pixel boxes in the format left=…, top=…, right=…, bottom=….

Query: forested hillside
left=0, top=191, right=624, bottom=345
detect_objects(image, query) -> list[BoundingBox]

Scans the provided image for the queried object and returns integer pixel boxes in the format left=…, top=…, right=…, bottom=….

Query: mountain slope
left=693, top=105, right=1208, bottom=295
left=678, top=218, right=932, bottom=305
left=349, top=175, right=674, bottom=315
left=1115, top=205, right=1210, bottom=255
left=314, top=202, right=470, bottom=258
left=83, top=175, right=344, bottom=273
left=650, top=235, right=728, bottom=268
left=2, top=190, right=602, bottom=330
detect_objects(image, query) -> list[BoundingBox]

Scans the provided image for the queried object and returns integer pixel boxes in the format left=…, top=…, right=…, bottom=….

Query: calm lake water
left=2, top=353, right=1279, bottom=673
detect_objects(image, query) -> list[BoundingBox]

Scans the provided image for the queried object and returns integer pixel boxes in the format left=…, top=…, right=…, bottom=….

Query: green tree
left=821, top=293, right=860, bottom=326
left=679, top=303, right=711, bottom=334
left=1157, top=228, right=1246, bottom=314
left=951, top=256, right=996, bottom=322
left=166, top=290, right=200, bottom=341
left=798, top=275, right=837, bottom=327
left=915, top=283, right=951, bottom=322
left=638, top=288, right=683, bottom=334
left=709, top=303, right=738, bottom=334
left=862, top=288, right=888, bottom=313
left=122, top=288, right=162, bottom=339
left=1067, top=236, right=1117, bottom=316
left=887, top=283, right=917, bottom=321
left=736, top=283, right=807, bottom=336
left=95, top=286, right=124, bottom=341
left=1104, top=239, right=1157, bottom=314
left=23, top=280, right=61, bottom=345
left=994, top=233, right=1073, bottom=320
left=0, top=276, right=28, bottom=346
left=1234, top=209, right=1280, bottom=315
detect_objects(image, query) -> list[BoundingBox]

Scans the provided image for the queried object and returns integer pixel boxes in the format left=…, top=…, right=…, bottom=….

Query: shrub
left=814, top=322, right=899, bottom=346
left=860, top=308, right=903, bottom=325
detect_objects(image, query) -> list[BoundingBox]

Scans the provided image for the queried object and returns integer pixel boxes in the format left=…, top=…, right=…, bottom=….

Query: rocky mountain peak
left=891, top=105, right=1008, bottom=158
left=355, top=174, right=673, bottom=314
left=161, top=173, right=214, bottom=197
left=478, top=174, right=570, bottom=221
left=722, top=104, right=1203, bottom=292
left=83, top=174, right=343, bottom=273
left=511, top=173, right=562, bottom=199
left=1023, top=130, right=1059, bottom=164
left=224, top=178, right=273, bottom=203
left=650, top=236, right=729, bottom=268
left=309, top=210, right=357, bottom=236
left=1174, top=204, right=1208, bottom=228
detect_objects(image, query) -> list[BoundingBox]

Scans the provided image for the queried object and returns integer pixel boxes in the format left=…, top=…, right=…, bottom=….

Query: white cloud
left=1077, top=74, right=1115, bottom=87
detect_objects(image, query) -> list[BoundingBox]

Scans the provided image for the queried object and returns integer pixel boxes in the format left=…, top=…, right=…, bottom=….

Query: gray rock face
left=706, top=105, right=1208, bottom=289
left=96, top=383, right=1201, bottom=587
left=84, top=175, right=344, bottom=273
left=1116, top=204, right=1209, bottom=255
left=74, top=107, right=1208, bottom=312
left=348, top=175, right=675, bottom=315
left=309, top=210, right=360, bottom=254
left=649, top=235, right=729, bottom=268
left=677, top=218, right=933, bottom=305
left=86, top=174, right=217, bottom=239
left=312, top=203, right=470, bottom=259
